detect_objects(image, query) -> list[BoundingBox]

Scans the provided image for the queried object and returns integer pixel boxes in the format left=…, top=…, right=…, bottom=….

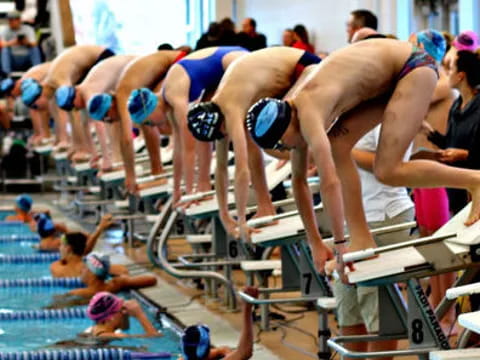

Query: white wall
left=235, top=0, right=403, bottom=52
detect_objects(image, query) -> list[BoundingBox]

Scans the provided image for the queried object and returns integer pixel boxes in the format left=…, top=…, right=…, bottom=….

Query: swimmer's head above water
left=181, top=324, right=211, bottom=360
left=87, top=291, right=124, bottom=323
left=246, top=98, right=293, bottom=150
left=187, top=102, right=225, bottom=142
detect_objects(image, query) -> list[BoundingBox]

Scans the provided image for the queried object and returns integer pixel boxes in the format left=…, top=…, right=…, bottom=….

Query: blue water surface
left=0, top=306, right=181, bottom=354
left=0, top=263, right=51, bottom=279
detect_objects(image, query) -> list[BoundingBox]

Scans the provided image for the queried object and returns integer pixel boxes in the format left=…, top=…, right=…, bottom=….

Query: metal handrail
left=327, top=337, right=433, bottom=358
left=146, top=198, right=237, bottom=309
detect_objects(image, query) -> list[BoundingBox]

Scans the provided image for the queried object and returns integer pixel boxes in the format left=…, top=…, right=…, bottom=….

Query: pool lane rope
left=0, top=307, right=87, bottom=320
left=0, top=349, right=171, bottom=360
left=0, top=234, right=40, bottom=242
left=0, top=277, right=83, bottom=288
left=0, top=253, right=60, bottom=263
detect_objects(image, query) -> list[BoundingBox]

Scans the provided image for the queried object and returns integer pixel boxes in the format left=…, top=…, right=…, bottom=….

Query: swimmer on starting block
left=21, top=45, right=115, bottom=160
left=187, top=47, right=321, bottom=239
left=5, top=63, right=55, bottom=147
left=72, top=54, right=137, bottom=172
left=246, top=38, right=480, bottom=279
left=113, top=49, right=188, bottom=193
left=127, top=46, right=248, bottom=205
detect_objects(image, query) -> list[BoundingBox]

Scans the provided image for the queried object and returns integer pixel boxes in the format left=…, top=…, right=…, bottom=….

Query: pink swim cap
left=452, top=30, right=479, bottom=52
left=87, top=291, right=123, bottom=322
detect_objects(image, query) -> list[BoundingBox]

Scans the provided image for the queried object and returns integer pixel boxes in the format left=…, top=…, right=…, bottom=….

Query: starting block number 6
left=228, top=240, right=239, bottom=258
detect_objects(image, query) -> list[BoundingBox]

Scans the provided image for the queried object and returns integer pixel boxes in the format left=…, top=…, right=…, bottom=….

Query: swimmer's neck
left=63, top=254, right=83, bottom=264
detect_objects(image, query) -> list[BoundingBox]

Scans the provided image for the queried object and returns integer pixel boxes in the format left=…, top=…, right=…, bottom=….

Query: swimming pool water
left=0, top=212, right=14, bottom=221
left=0, top=263, right=51, bottom=279
left=0, top=303, right=181, bottom=354
left=0, top=225, right=34, bottom=236
left=0, top=286, right=78, bottom=311
left=0, top=241, right=44, bottom=255
left=0, top=221, right=183, bottom=355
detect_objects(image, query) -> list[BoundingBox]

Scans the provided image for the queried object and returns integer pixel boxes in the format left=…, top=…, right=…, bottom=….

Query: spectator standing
left=346, top=9, right=378, bottom=43
left=1, top=10, right=41, bottom=75
left=282, top=28, right=295, bottom=46
left=292, top=24, right=314, bottom=53
left=218, top=18, right=238, bottom=46
left=237, top=18, right=266, bottom=51
left=195, top=22, right=221, bottom=50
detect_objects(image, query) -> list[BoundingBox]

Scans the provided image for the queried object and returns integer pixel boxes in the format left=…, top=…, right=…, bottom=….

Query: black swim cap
left=246, top=98, right=291, bottom=149
left=187, top=102, right=225, bottom=142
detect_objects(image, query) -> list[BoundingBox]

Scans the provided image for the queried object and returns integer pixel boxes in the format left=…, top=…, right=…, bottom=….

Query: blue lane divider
left=0, top=277, right=83, bottom=288
left=0, top=349, right=171, bottom=360
left=0, top=234, right=40, bottom=242
left=0, top=253, right=60, bottom=263
left=0, top=307, right=87, bottom=320
left=0, top=221, right=25, bottom=226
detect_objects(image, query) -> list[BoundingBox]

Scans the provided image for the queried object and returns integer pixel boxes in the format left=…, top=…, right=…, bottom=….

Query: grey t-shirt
left=1, top=25, right=36, bottom=56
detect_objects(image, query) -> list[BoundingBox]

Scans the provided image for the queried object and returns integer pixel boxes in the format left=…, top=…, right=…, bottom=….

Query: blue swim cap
left=181, top=325, right=210, bottom=360
left=246, top=98, right=292, bottom=149
left=87, top=93, right=113, bottom=121
left=16, top=194, right=33, bottom=212
left=84, top=253, right=110, bottom=280
left=37, top=214, right=55, bottom=238
left=55, top=86, right=76, bottom=111
left=187, top=102, right=225, bottom=142
left=21, top=78, right=42, bottom=107
left=0, top=78, right=14, bottom=95
left=417, top=29, right=446, bottom=63
left=127, top=88, right=158, bottom=125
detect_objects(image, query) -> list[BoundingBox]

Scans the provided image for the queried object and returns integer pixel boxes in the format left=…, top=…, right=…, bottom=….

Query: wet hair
left=351, top=9, right=378, bottom=30
left=456, top=50, right=480, bottom=89
left=293, top=24, right=310, bottom=45
left=65, top=232, right=87, bottom=256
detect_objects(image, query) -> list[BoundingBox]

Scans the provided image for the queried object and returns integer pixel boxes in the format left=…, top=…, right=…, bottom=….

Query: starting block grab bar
left=446, top=282, right=480, bottom=300
left=343, top=230, right=452, bottom=263
left=247, top=203, right=323, bottom=228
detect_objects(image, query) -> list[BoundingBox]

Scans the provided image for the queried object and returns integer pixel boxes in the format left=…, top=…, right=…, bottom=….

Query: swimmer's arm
left=302, top=126, right=344, bottom=243
left=141, top=125, right=163, bottom=175
left=223, top=298, right=255, bottom=360
left=68, top=288, right=93, bottom=298
left=116, top=96, right=137, bottom=191
left=291, top=145, right=323, bottom=243
left=215, top=137, right=236, bottom=228
left=351, top=149, right=375, bottom=172
left=119, top=274, right=157, bottom=290
left=171, top=100, right=195, bottom=194
left=134, top=311, right=159, bottom=336
left=228, top=119, right=252, bottom=231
